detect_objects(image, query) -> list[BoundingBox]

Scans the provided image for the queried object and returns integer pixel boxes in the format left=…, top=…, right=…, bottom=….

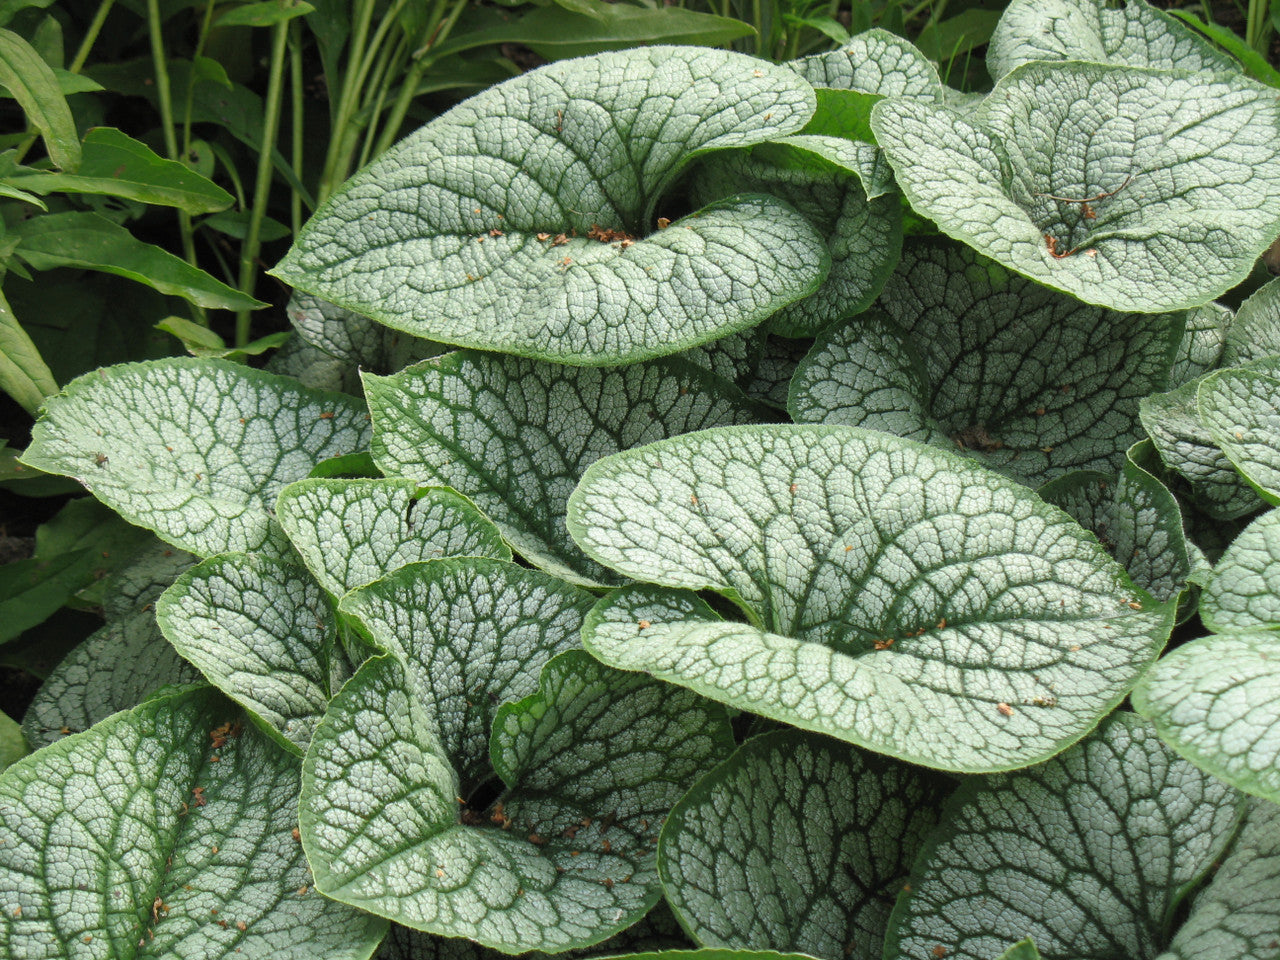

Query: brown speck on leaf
left=212, top=845, right=219, bottom=854
left=95, top=453, right=109, bottom=467
left=753, top=69, right=764, bottom=77
left=476, top=235, right=485, bottom=243
left=59, top=726, right=71, bottom=735
left=236, top=921, right=247, bottom=932
left=570, top=850, right=580, bottom=857
left=952, top=424, right=1003, bottom=452
left=489, top=229, right=504, bottom=237
left=932, top=947, right=948, bottom=959
left=789, top=483, right=797, bottom=494
left=318, top=412, right=335, bottom=420
left=1236, top=431, right=1244, bottom=440
left=1127, top=600, right=1143, bottom=610
left=552, top=233, right=568, bottom=247
left=690, top=494, right=698, bottom=506
left=619, top=238, right=634, bottom=249
left=297, top=885, right=309, bottom=896
left=537, top=232, right=551, bottom=242
left=1041, top=446, right=1054, bottom=454
left=436, top=868, right=446, bottom=878
left=602, top=878, right=614, bottom=889
left=238, top=418, right=246, bottom=425
left=218, top=920, right=228, bottom=928
left=192, top=786, right=207, bottom=807
left=997, top=702, right=1015, bottom=717
left=83, top=935, right=93, bottom=943
left=291, top=828, right=301, bottom=842
left=152, top=897, right=166, bottom=921
left=1035, top=406, right=1046, bottom=416
left=1085, top=248, right=1098, bottom=257
left=529, top=833, right=546, bottom=846
left=211, top=908, right=218, bottom=915
left=873, top=638, right=894, bottom=651
left=559, top=256, right=573, bottom=268
left=562, top=825, right=579, bottom=840
left=11, top=906, right=20, bottom=917
left=601, top=839, right=612, bottom=853
left=638, top=620, right=651, bottom=630
left=656, top=217, right=671, bottom=230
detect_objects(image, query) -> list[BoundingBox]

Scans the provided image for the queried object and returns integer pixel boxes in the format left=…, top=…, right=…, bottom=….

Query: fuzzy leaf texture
left=884, top=712, right=1244, bottom=960
left=871, top=61, right=1280, bottom=312
left=365, top=352, right=766, bottom=587
left=273, top=47, right=829, bottom=365
left=0, top=686, right=386, bottom=959
left=571, top=424, right=1174, bottom=772
left=658, top=728, right=948, bottom=959
left=19, top=358, right=371, bottom=558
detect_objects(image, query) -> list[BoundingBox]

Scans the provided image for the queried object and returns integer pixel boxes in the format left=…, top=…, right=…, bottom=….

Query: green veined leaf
left=0, top=686, right=387, bottom=959
left=789, top=240, right=1183, bottom=487
left=213, top=0, right=316, bottom=27
left=276, top=478, right=510, bottom=599
left=988, top=0, right=1238, bottom=79
left=0, top=710, right=24, bottom=775
left=1170, top=302, right=1231, bottom=387
left=0, top=287, right=57, bottom=416
left=785, top=29, right=943, bottom=198
left=21, top=608, right=200, bottom=749
left=303, top=631, right=732, bottom=950
left=21, top=358, right=372, bottom=558
left=1202, top=508, right=1280, bottom=633
left=1222, top=276, right=1280, bottom=367
left=10, top=212, right=265, bottom=311
left=743, top=335, right=810, bottom=410
left=883, top=712, right=1244, bottom=960
left=678, top=328, right=767, bottom=391
left=273, top=47, right=826, bottom=366
left=0, top=26, right=78, bottom=171
left=1156, top=799, right=1280, bottom=959
left=742, top=134, right=895, bottom=201
left=659, top=728, right=948, bottom=958
left=2, top=127, right=233, bottom=213
left=689, top=143, right=901, bottom=337
left=365, top=352, right=767, bottom=587
left=286, top=291, right=437, bottom=372
left=871, top=62, right=1280, bottom=313
left=1140, top=357, right=1280, bottom=520
left=157, top=553, right=354, bottom=754
left=32, top=497, right=156, bottom=606
left=1039, top=441, right=1193, bottom=607
left=570, top=424, right=1174, bottom=773
left=1199, top=367, right=1280, bottom=502
left=1134, top=631, right=1280, bottom=805
left=99, top=539, right=194, bottom=621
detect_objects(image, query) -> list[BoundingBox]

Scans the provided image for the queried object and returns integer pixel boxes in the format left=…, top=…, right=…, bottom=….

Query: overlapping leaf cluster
left=6, top=2, right=1280, bottom=957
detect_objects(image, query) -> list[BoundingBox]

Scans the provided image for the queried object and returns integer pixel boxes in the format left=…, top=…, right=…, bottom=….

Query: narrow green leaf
left=11, top=212, right=265, bottom=310
left=0, top=710, right=24, bottom=774
left=274, top=48, right=824, bottom=366
left=913, top=9, right=1002, bottom=61
left=1169, top=10, right=1280, bottom=87
left=988, top=0, right=1235, bottom=78
left=0, top=687, right=388, bottom=958
left=157, top=553, right=353, bottom=754
left=659, top=729, right=948, bottom=958
left=32, top=496, right=155, bottom=606
left=276, top=478, right=511, bottom=599
left=571, top=424, right=1174, bottom=773
left=214, top=0, right=316, bottom=27
left=0, top=549, right=97, bottom=643
left=0, top=286, right=57, bottom=415
left=365, top=352, right=767, bottom=587
left=21, top=358, right=372, bottom=558
left=789, top=240, right=1184, bottom=487
left=4, top=127, right=233, bottom=213
left=872, top=62, right=1280, bottom=313
left=884, top=713, right=1244, bottom=960
left=0, top=26, right=78, bottom=170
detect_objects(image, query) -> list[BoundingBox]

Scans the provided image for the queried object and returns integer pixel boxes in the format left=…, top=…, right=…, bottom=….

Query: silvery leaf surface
left=690, top=143, right=901, bottom=337
left=365, top=352, right=766, bottom=587
left=273, top=48, right=828, bottom=365
left=1223, top=276, right=1280, bottom=367
left=658, top=728, right=948, bottom=959
left=1198, top=366, right=1280, bottom=502
left=20, top=358, right=371, bottom=558
left=788, top=240, right=1183, bottom=487
left=302, top=643, right=732, bottom=953
left=871, top=62, right=1280, bottom=313
left=0, top=686, right=387, bottom=960
left=286, top=290, right=438, bottom=373
left=276, top=478, right=510, bottom=598
left=884, top=713, right=1244, bottom=960
left=989, top=0, right=1239, bottom=79
left=1140, top=357, right=1280, bottom=519
left=570, top=424, right=1173, bottom=773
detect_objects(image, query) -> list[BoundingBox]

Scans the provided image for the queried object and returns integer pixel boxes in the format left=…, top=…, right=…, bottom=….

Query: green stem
left=374, top=0, right=467, bottom=158
left=174, top=0, right=218, bottom=293
left=357, top=34, right=405, bottom=170
left=69, top=0, right=115, bottom=74
left=236, top=19, right=290, bottom=347
left=316, top=0, right=378, bottom=204
left=289, top=20, right=304, bottom=236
